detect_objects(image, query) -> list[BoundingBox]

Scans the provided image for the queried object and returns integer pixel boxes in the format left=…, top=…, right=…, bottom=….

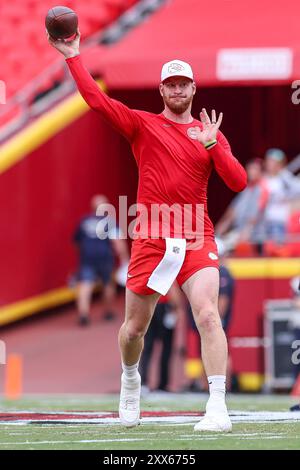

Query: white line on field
left=176, top=436, right=285, bottom=441
left=148, top=434, right=288, bottom=441
left=0, top=435, right=289, bottom=446
left=1, top=431, right=293, bottom=446
left=0, top=438, right=147, bottom=446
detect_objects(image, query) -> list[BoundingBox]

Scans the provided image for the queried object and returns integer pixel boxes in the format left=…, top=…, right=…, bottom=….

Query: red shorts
left=126, top=237, right=219, bottom=295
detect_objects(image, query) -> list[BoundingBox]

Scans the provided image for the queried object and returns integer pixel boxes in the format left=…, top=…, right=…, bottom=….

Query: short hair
left=246, top=158, right=264, bottom=169
left=264, top=148, right=286, bottom=162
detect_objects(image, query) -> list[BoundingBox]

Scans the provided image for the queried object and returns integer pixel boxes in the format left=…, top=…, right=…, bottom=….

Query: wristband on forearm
left=204, top=139, right=217, bottom=150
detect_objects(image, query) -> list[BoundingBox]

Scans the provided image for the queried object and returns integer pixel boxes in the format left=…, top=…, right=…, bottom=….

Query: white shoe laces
left=120, top=397, right=139, bottom=411
left=120, top=375, right=141, bottom=411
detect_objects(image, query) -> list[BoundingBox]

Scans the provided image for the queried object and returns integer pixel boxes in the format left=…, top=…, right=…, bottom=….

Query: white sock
left=207, top=375, right=226, bottom=403
left=122, top=362, right=139, bottom=381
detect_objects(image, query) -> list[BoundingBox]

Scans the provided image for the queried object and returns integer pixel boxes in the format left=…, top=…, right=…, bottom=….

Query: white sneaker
left=119, top=372, right=141, bottom=427
left=194, top=412, right=232, bottom=432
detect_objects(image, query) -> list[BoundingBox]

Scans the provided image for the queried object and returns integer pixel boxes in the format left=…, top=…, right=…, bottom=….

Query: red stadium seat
left=1, top=0, right=140, bottom=106
left=233, top=242, right=256, bottom=257
left=263, top=210, right=300, bottom=256
left=287, top=209, right=300, bottom=236
left=285, top=209, right=300, bottom=255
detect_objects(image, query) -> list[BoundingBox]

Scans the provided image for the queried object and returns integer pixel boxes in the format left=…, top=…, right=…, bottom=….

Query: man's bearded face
left=160, top=77, right=195, bottom=114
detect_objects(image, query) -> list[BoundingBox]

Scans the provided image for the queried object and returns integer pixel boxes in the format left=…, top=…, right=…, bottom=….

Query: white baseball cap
left=161, top=59, right=194, bottom=82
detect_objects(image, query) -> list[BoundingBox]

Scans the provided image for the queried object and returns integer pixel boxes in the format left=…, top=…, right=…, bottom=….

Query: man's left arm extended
left=209, top=131, right=247, bottom=193
left=192, top=108, right=247, bottom=193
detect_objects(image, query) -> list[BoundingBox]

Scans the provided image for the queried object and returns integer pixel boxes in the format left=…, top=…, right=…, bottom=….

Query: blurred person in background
left=263, top=148, right=300, bottom=245
left=74, top=194, right=129, bottom=326
left=289, top=276, right=300, bottom=411
left=140, top=283, right=185, bottom=393
left=215, top=158, right=268, bottom=254
left=184, top=238, right=235, bottom=391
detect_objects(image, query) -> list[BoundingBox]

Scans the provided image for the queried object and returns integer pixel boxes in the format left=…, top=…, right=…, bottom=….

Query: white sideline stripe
left=0, top=411, right=111, bottom=415
left=203, top=436, right=284, bottom=440
left=1, top=410, right=300, bottom=426
left=0, top=435, right=290, bottom=446
left=0, top=438, right=146, bottom=446
left=180, top=432, right=285, bottom=437
left=177, top=436, right=284, bottom=441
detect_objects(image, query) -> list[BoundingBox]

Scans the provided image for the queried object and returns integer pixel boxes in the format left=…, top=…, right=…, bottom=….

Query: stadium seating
left=263, top=209, right=300, bottom=256
left=0, top=0, right=139, bottom=99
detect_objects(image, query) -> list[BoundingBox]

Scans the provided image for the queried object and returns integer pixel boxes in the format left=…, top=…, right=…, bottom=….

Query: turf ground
left=0, top=393, right=299, bottom=450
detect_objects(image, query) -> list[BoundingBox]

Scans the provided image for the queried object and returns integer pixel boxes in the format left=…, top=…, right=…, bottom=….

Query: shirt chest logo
left=187, top=127, right=200, bottom=140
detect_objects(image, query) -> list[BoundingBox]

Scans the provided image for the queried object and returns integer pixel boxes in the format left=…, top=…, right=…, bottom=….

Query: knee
left=194, top=307, right=222, bottom=334
left=124, top=323, right=146, bottom=342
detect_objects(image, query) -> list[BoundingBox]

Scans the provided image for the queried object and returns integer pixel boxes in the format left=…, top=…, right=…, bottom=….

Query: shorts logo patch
left=208, top=252, right=218, bottom=260
left=173, top=246, right=180, bottom=254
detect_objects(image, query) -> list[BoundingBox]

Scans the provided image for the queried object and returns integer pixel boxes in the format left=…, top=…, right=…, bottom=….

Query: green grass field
left=0, top=394, right=299, bottom=450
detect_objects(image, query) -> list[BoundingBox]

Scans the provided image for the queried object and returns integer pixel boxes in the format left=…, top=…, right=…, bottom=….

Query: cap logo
left=168, top=63, right=185, bottom=74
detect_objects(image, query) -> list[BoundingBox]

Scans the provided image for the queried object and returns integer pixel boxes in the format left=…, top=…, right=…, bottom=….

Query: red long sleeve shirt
left=66, top=55, right=247, bottom=240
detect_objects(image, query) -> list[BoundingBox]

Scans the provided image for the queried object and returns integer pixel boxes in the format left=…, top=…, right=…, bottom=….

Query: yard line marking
left=0, top=435, right=293, bottom=447
left=179, top=431, right=285, bottom=439
left=0, top=438, right=147, bottom=446
left=0, top=410, right=299, bottom=426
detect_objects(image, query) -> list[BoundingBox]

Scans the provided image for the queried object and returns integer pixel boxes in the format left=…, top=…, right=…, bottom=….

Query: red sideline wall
left=0, top=110, right=138, bottom=306
left=228, top=278, right=293, bottom=375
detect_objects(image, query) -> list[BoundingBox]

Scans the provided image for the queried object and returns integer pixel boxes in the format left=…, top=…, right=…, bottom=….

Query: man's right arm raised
left=47, top=30, right=141, bottom=141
